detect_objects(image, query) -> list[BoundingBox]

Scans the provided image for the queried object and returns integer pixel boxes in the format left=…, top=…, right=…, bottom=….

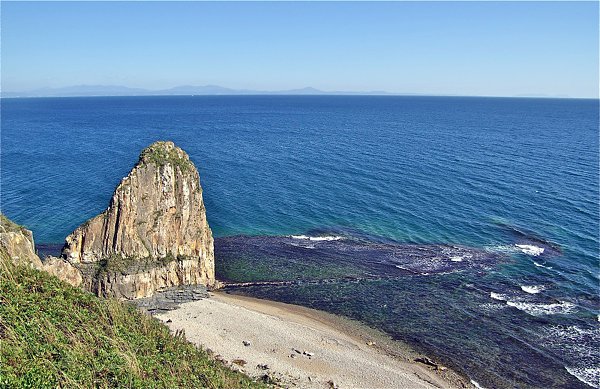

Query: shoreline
left=157, top=291, right=473, bottom=388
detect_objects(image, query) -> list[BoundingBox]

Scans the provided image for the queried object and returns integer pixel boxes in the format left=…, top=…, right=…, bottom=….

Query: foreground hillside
left=0, top=252, right=264, bottom=388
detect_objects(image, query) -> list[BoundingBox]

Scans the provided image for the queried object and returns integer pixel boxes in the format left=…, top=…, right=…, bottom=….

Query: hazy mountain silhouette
left=1, top=84, right=395, bottom=98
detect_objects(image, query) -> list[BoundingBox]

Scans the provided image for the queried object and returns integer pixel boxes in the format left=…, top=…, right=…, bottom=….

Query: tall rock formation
left=59, top=141, right=215, bottom=298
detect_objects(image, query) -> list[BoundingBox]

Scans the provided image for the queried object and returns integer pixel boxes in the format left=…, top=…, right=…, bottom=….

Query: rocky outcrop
left=1, top=142, right=215, bottom=298
left=0, top=213, right=82, bottom=287
left=80, top=257, right=215, bottom=300
left=42, top=257, right=83, bottom=287
left=94, top=263, right=193, bottom=299
left=60, top=141, right=215, bottom=298
left=0, top=214, right=42, bottom=268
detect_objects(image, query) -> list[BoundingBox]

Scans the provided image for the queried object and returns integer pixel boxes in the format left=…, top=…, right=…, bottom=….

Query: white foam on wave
left=486, top=244, right=546, bottom=257
left=547, top=325, right=598, bottom=342
left=506, top=300, right=575, bottom=316
left=478, top=302, right=505, bottom=313
left=450, top=256, right=463, bottom=262
left=290, top=235, right=344, bottom=241
left=515, top=244, right=545, bottom=256
left=520, top=285, right=545, bottom=294
left=565, top=366, right=600, bottom=389
left=490, top=292, right=576, bottom=316
left=485, top=245, right=513, bottom=254
left=470, top=379, right=487, bottom=389
left=490, top=292, right=508, bottom=301
left=533, top=261, right=553, bottom=269
left=290, top=243, right=315, bottom=249
left=541, top=326, right=600, bottom=388
left=543, top=325, right=599, bottom=351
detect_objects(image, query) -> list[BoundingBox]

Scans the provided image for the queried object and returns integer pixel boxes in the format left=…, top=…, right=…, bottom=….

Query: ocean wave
left=289, top=235, right=344, bottom=241
left=486, top=244, right=546, bottom=257
left=478, top=302, right=506, bottom=313
left=543, top=325, right=600, bottom=388
left=543, top=325, right=599, bottom=351
left=536, top=324, right=600, bottom=388
left=288, top=242, right=316, bottom=249
left=485, top=245, right=518, bottom=254
left=470, top=380, right=487, bottom=389
left=490, top=292, right=575, bottom=316
left=515, top=244, right=545, bottom=256
left=520, top=285, right=545, bottom=294
left=494, top=223, right=562, bottom=255
left=555, top=325, right=596, bottom=335
left=220, top=235, right=505, bottom=280
left=565, top=366, right=600, bottom=388
left=490, top=292, right=509, bottom=301
left=506, top=300, right=575, bottom=316
left=533, top=261, right=553, bottom=269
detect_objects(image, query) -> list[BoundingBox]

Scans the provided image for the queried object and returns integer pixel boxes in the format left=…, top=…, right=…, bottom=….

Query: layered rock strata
left=2, top=141, right=215, bottom=299
left=58, top=141, right=216, bottom=298
left=2, top=142, right=215, bottom=299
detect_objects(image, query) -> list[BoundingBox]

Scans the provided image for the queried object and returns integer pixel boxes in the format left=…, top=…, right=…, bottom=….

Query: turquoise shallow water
left=1, top=96, right=599, bottom=387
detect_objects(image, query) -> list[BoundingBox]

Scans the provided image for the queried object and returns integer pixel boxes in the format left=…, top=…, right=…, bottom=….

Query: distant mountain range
left=1, top=85, right=397, bottom=98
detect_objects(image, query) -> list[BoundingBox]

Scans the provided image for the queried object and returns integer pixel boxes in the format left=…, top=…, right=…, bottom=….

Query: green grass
left=139, top=141, right=194, bottom=173
left=94, top=253, right=186, bottom=275
left=0, top=252, right=267, bottom=389
left=0, top=214, right=28, bottom=235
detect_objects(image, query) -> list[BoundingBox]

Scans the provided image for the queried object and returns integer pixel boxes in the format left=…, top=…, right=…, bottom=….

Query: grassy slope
left=0, top=214, right=28, bottom=234
left=0, top=253, right=266, bottom=388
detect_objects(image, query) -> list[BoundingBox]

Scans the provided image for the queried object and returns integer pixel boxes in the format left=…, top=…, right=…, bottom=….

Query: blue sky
left=1, top=1, right=598, bottom=97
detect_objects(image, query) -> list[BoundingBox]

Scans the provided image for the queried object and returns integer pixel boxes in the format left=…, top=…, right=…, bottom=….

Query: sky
left=1, top=1, right=598, bottom=98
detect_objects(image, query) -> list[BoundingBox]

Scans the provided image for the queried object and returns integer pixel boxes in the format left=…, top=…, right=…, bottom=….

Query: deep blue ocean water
left=1, top=96, right=598, bottom=388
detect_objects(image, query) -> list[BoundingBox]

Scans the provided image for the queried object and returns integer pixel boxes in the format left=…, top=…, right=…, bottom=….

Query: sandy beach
left=157, top=292, right=471, bottom=388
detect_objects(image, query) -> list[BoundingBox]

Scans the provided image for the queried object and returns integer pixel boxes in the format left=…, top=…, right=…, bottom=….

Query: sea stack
left=60, top=141, right=215, bottom=298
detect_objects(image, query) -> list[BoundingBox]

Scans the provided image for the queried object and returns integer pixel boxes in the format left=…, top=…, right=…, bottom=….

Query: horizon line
left=1, top=84, right=596, bottom=99
left=2, top=94, right=597, bottom=100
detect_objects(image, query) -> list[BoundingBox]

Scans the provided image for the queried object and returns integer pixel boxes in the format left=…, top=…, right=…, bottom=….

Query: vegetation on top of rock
left=95, top=253, right=189, bottom=275
left=0, top=251, right=265, bottom=389
left=138, top=141, right=195, bottom=173
left=60, top=140, right=214, bottom=296
left=0, top=213, right=28, bottom=234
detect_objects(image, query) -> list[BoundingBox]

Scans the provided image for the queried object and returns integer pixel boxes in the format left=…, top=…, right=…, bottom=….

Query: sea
left=1, top=95, right=598, bottom=388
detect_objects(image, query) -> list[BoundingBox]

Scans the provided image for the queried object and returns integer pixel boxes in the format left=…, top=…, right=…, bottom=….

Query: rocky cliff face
left=60, top=141, right=215, bottom=298
left=0, top=213, right=82, bottom=287
left=0, top=214, right=42, bottom=268
left=42, top=256, right=83, bottom=287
